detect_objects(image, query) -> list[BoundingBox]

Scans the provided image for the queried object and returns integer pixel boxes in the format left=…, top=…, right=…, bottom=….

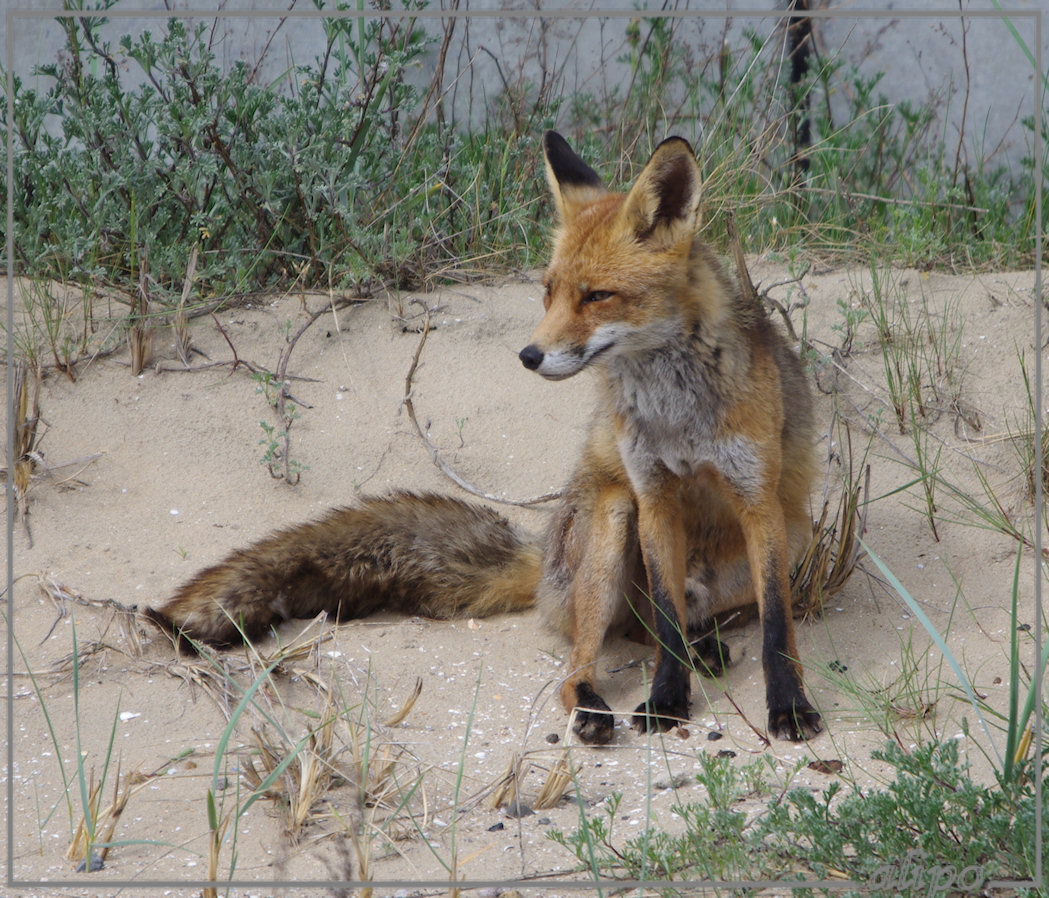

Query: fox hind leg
left=689, top=627, right=731, bottom=678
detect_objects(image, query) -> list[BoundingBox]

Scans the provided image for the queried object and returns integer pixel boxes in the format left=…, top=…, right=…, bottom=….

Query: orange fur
left=525, top=132, right=819, bottom=743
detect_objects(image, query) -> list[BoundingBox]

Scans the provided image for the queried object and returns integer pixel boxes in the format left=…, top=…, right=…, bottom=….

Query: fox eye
left=582, top=290, right=613, bottom=305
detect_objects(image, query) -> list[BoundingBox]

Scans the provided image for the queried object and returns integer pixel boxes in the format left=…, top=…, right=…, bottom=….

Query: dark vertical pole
left=787, top=0, right=813, bottom=179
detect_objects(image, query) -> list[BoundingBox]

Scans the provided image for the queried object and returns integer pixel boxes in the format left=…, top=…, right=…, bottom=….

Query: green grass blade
left=209, top=657, right=282, bottom=798
left=1004, top=544, right=1023, bottom=782
left=859, top=537, right=1002, bottom=766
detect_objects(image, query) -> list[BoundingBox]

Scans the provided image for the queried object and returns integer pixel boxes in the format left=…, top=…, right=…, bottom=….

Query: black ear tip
left=543, top=130, right=569, bottom=153
left=544, top=131, right=604, bottom=190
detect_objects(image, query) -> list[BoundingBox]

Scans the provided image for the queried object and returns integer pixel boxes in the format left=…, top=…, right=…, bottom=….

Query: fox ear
left=620, top=137, right=702, bottom=248
left=543, top=131, right=606, bottom=221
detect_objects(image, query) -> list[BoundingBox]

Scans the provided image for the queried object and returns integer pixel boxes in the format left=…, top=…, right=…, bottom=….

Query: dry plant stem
left=152, top=656, right=241, bottom=717
left=791, top=424, right=870, bottom=616
left=489, top=749, right=577, bottom=812
left=532, top=752, right=577, bottom=810
left=402, top=301, right=562, bottom=507
left=37, top=574, right=140, bottom=651
left=204, top=814, right=231, bottom=898
left=129, top=250, right=154, bottom=376
left=801, top=185, right=988, bottom=216
left=66, top=762, right=145, bottom=870
left=155, top=311, right=290, bottom=379
left=66, top=767, right=98, bottom=865
left=10, top=362, right=40, bottom=545
left=209, top=310, right=246, bottom=374
left=486, top=752, right=521, bottom=811
left=173, top=243, right=200, bottom=366
left=714, top=687, right=771, bottom=746
left=383, top=677, right=423, bottom=726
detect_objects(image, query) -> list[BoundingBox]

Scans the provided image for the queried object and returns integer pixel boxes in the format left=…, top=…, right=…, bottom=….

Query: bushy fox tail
left=145, top=492, right=542, bottom=647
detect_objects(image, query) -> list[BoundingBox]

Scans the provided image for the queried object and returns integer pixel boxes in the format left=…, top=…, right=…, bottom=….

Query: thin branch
left=402, top=301, right=561, bottom=507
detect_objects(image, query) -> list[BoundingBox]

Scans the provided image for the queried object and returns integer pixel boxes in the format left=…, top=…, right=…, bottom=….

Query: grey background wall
left=4, top=0, right=1045, bottom=193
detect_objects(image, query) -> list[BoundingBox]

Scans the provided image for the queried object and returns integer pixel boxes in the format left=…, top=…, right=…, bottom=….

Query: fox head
left=519, top=131, right=703, bottom=380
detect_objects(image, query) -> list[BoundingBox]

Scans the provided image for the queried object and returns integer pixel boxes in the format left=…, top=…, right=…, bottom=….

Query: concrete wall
left=4, top=1, right=1045, bottom=184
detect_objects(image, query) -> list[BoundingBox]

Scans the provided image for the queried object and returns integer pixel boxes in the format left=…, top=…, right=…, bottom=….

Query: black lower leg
left=633, top=585, right=691, bottom=732
left=761, top=572, right=821, bottom=740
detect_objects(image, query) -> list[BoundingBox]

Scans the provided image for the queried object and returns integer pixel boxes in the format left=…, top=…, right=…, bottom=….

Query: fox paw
left=768, top=698, right=822, bottom=741
left=573, top=708, right=615, bottom=744
left=631, top=698, right=690, bottom=734
left=570, top=682, right=615, bottom=745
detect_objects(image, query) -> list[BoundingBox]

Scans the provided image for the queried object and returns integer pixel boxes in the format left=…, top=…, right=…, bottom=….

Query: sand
left=3, top=257, right=1042, bottom=894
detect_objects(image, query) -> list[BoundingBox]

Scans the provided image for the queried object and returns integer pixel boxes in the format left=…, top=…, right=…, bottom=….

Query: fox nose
left=519, top=345, right=544, bottom=370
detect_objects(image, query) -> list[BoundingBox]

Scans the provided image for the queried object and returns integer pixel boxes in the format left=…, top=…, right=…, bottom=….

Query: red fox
left=147, top=132, right=821, bottom=744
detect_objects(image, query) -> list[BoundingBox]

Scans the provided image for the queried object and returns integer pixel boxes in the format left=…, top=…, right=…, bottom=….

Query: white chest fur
left=610, top=338, right=764, bottom=498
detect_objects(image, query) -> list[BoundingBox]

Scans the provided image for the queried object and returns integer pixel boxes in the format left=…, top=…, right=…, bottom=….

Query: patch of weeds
left=15, top=278, right=103, bottom=380
left=257, top=415, right=304, bottom=480
left=183, top=624, right=437, bottom=892
left=203, top=654, right=293, bottom=896
left=1010, top=351, right=1049, bottom=504
left=830, top=292, right=870, bottom=359
left=7, top=362, right=41, bottom=544
left=764, top=740, right=1034, bottom=891
left=851, top=265, right=966, bottom=540
left=549, top=739, right=1042, bottom=891
left=4, top=4, right=1040, bottom=337
left=928, top=352, right=1047, bottom=557
left=862, top=537, right=1049, bottom=797
left=858, top=266, right=963, bottom=435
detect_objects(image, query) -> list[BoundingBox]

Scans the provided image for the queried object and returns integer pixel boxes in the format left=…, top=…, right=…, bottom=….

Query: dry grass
left=487, top=747, right=578, bottom=814
left=229, top=656, right=431, bottom=892
left=792, top=430, right=870, bottom=618
left=8, top=362, right=41, bottom=545
left=243, top=714, right=345, bottom=837
left=66, top=762, right=148, bottom=873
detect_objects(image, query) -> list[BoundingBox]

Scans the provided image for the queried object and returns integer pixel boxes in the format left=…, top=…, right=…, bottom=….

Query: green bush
left=1, top=3, right=1039, bottom=311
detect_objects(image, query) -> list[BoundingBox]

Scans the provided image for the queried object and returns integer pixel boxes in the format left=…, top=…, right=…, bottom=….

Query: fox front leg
left=559, top=488, right=638, bottom=745
left=631, top=496, right=692, bottom=734
left=739, top=499, right=822, bottom=741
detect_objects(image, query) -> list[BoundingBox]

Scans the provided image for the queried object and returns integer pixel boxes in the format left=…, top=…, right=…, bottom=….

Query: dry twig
left=402, top=300, right=561, bottom=507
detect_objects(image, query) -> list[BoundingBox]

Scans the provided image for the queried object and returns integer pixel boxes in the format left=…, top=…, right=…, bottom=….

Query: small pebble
left=75, top=852, right=104, bottom=873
